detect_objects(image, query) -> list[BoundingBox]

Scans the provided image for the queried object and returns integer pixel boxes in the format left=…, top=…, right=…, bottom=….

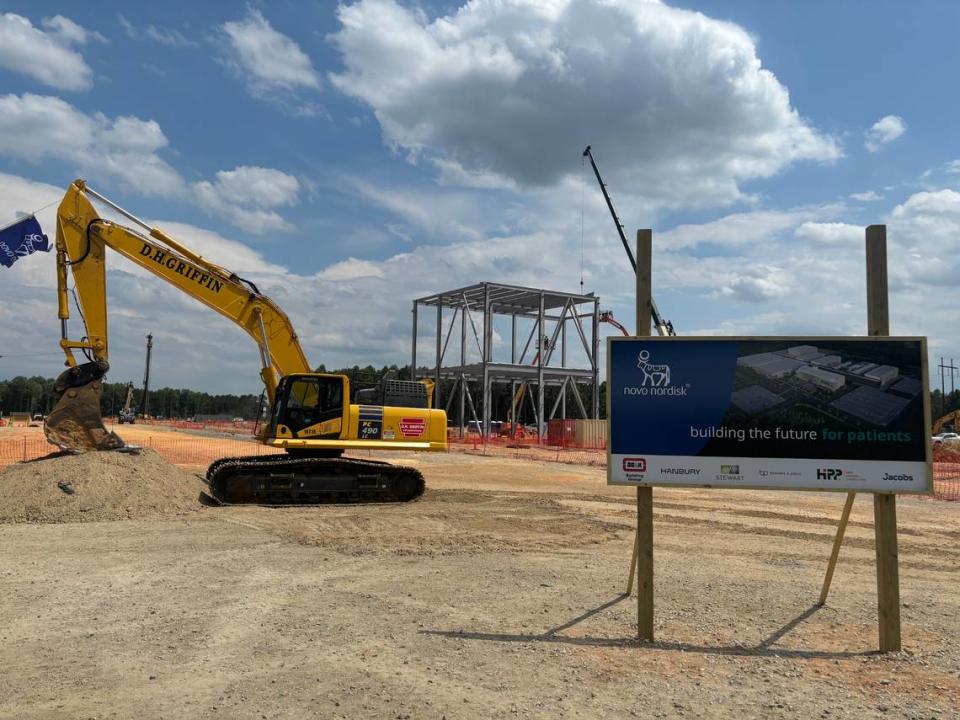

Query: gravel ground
left=0, top=450, right=957, bottom=719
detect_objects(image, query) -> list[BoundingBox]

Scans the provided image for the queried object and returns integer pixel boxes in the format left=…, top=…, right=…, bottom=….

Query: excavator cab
left=269, top=374, right=347, bottom=441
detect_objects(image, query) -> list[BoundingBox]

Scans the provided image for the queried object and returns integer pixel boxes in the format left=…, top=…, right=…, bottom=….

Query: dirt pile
left=0, top=448, right=207, bottom=523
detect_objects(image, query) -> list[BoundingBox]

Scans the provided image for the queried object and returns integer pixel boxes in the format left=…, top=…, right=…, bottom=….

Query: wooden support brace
left=818, top=492, right=856, bottom=605
left=626, top=531, right=640, bottom=595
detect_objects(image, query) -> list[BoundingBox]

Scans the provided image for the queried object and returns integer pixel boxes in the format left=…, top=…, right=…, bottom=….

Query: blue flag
left=0, top=215, right=49, bottom=268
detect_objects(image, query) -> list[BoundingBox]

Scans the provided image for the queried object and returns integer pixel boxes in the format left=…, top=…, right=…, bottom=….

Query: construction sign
left=607, top=336, right=931, bottom=493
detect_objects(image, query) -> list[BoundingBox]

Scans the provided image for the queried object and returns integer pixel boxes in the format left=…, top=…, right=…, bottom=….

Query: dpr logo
left=622, top=458, right=646, bottom=472
left=817, top=468, right=843, bottom=480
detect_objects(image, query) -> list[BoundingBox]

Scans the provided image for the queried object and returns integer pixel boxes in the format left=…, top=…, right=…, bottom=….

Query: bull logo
left=637, top=350, right=671, bottom=387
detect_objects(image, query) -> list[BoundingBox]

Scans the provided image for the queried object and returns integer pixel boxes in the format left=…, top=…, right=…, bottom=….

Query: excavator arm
left=47, top=180, right=311, bottom=450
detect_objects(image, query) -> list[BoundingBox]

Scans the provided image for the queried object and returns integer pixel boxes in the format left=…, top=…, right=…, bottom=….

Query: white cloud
left=0, top=95, right=302, bottom=229
left=318, top=258, right=386, bottom=281
left=220, top=8, right=321, bottom=113
left=6, top=157, right=960, bottom=394
left=0, top=93, right=184, bottom=197
left=794, top=221, right=863, bottom=246
left=658, top=208, right=830, bottom=250
left=944, top=160, right=960, bottom=175
left=849, top=190, right=882, bottom=202
left=190, top=166, right=301, bottom=234
left=0, top=12, right=97, bottom=90
left=865, top=115, right=906, bottom=152
left=717, top=265, right=792, bottom=303
left=117, top=15, right=196, bottom=48
left=330, top=0, right=840, bottom=209
left=41, top=15, right=106, bottom=45
left=145, top=25, right=197, bottom=48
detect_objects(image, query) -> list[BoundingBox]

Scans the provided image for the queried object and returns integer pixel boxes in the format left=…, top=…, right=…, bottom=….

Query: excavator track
left=206, top=455, right=425, bottom=504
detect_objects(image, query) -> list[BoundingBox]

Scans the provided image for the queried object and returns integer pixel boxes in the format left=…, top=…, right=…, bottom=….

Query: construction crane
left=44, top=180, right=447, bottom=504
left=582, top=145, right=676, bottom=337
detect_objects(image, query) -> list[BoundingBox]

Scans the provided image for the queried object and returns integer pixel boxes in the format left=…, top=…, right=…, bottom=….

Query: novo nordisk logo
left=0, top=233, right=45, bottom=260
left=637, top=350, right=670, bottom=387
left=623, top=350, right=688, bottom=396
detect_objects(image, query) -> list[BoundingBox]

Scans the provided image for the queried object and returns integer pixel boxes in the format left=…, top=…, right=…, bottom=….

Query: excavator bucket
left=44, top=360, right=125, bottom=452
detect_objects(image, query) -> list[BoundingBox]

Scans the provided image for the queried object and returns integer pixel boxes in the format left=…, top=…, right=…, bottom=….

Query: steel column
left=435, top=296, right=443, bottom=409
left=482, top=285, right=491, bottom=437
left=592, top=297, right=600, bottom=419
left=411, top=301, right=418, bottom=381
left=537, top=291, right=545, bottom=437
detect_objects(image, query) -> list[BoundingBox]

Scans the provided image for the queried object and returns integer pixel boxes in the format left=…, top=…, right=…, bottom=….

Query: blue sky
left=1, top=1, right=958, bottom=394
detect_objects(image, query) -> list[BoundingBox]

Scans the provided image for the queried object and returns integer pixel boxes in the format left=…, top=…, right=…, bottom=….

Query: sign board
left=607, top=337, right=931, bottom=493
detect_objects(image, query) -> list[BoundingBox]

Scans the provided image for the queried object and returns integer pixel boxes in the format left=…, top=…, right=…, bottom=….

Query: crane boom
left=582, top=146, right=675, bottom=337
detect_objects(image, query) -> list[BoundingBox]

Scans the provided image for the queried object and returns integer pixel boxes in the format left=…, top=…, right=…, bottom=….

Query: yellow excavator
left=45, top=180, right=447, bottom=503
left=933, top=410, right=960, bottom=435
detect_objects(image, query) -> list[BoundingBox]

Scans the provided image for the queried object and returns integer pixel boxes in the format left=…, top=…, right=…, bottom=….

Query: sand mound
left=0, top=448, right=207, bottom=524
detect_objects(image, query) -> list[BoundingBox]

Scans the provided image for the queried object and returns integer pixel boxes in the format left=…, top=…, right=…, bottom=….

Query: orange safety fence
left=1, top=432, right=958, bottom=501
left=0, top=434, right=283, bottom=471
left=136, top=418, right=259, bottom=436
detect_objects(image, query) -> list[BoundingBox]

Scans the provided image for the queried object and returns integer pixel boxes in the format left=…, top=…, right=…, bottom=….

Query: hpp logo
left=637, top=350, right=671, bottom=387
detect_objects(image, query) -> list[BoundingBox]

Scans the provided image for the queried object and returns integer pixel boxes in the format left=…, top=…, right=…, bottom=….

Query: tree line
left=1, top=364, right=608, bottom=423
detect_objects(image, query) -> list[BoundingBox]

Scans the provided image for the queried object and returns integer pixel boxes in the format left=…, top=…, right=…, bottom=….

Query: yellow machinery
left=45, top=180, right=446, bottom=503
left=118, top=382, right=136, bottom=424
left=933, top=410, right=960, bottom=435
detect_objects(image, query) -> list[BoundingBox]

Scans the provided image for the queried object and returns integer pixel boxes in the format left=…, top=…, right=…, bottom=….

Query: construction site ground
left=1, top=424, right=959, bottom=719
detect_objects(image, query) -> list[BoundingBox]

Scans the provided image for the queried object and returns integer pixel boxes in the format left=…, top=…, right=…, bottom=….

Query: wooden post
left=635, top=229, right=654, bottom=641
left=626, top=533, right=640, bottom=595
left=818, top=491, right=856, bottom=605
left=866, top=224, right=901, bottom=652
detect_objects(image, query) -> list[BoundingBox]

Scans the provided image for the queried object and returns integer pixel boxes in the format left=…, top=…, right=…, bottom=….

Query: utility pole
left=938, top=357, right=959, bottom=416
left=142, top=333, right=153, bottom=418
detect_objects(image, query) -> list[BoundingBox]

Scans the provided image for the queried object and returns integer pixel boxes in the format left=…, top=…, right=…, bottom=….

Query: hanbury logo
left=637, top=350, right=671, bottom=387
left=623, top=458, right=646, bottom=472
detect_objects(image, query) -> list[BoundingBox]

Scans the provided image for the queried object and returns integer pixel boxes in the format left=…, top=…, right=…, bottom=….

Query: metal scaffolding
left=412, top=282, right=600, bottom=436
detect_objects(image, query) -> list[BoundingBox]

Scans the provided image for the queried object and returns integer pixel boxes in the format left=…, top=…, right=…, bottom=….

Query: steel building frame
left=412, top=282, right=600, bottom=436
